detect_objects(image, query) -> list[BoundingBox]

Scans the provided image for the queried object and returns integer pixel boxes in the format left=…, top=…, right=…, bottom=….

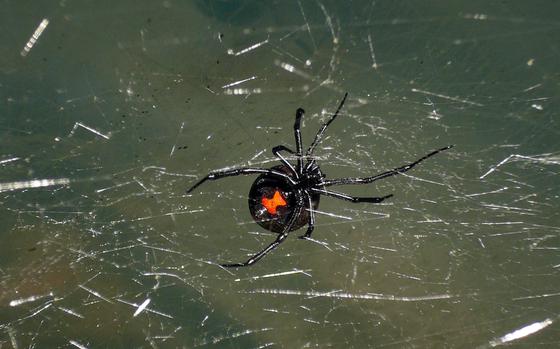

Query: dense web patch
left=1, top=1, right=559, bottom=348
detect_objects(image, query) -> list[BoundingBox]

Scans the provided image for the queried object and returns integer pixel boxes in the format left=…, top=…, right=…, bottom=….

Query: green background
left=1, top=1, right=559, bottom=347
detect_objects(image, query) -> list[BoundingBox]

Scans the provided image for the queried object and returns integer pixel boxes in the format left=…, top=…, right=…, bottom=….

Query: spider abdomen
left=248, top=165, right=320, bottom=233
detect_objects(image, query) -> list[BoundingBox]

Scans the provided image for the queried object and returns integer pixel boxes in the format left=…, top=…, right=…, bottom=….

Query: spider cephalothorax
left=188, top=93, right=453, bottom=267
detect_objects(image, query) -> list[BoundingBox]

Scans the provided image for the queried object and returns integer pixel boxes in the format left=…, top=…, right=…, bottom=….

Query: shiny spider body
left=188, top=93, right=452, bottom=267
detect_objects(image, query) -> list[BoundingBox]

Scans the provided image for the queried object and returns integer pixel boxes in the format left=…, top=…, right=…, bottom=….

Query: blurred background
left=1, top=1, right=559, bottom=347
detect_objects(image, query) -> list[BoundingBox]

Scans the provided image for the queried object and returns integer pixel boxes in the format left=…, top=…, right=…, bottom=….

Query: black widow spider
left=187, top=93, right=452, bottom=267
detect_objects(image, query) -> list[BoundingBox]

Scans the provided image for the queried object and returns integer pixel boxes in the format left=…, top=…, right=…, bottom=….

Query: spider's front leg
left=272, top=145, right=298, bottom=178
left=306, top=92, right=348, bottom=157
left=293, top=107, right=304, bottom=174
left=271, top=104, right=305, bottom=176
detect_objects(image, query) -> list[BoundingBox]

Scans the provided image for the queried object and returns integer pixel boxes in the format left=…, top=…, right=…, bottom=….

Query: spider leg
left=294, top=107, right=304, bottom=174
left=187, top=167, right=296, bottom=193
left=321, top=145, right=453, bottom=187
left=220, top=232, right=289, bottom=268
left=298, top=191, right=316, bottom=239
left=311, top=188, right=393, bottom=203
left=272, top=145, right=296, bottom=154
left=221, top=201, right=304, bottom=267
left=306, top=92, right=348, bottom=157
left=272, top=145, right=298, bottom=178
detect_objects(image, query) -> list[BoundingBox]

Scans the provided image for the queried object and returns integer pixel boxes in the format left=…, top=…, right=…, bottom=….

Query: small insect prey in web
left=187, top=93, right=453, bottom=267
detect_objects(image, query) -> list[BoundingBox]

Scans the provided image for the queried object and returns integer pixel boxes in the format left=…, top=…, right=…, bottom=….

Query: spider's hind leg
left=298, top=192, right=316, bottom=240
left=221, top=200, right=305, bottom=267
left=220, top=230, right=290, bottom=268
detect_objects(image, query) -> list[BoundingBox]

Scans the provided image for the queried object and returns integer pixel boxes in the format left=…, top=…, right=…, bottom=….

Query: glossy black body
left=249, top=164, right=320, bottom=233
left=187, top=93, right=453, bottom=267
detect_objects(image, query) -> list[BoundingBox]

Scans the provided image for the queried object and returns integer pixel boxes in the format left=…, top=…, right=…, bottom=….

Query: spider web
left=1, top=1, right=560, bottom=348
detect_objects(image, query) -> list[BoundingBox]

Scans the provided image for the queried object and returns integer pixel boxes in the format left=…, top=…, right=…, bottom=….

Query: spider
left=187, top=93, right=452, bottom=267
